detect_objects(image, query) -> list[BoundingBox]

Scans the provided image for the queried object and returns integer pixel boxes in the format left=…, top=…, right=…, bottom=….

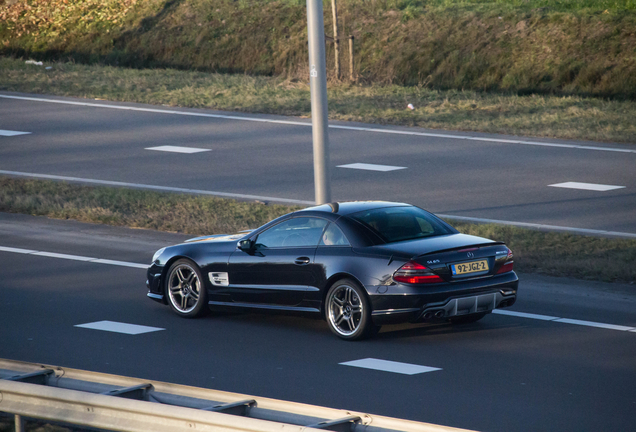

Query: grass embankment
left=1, top=177, right=634, bottom=284
left=3, top=57, right=636, bottom=143
left=1, top=0, right=635, bottom=98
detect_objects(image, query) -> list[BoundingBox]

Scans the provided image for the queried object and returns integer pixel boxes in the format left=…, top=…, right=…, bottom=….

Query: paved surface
left=1, top=213, right=635, bottom=432
left=1, top=92, right=635, bottom=234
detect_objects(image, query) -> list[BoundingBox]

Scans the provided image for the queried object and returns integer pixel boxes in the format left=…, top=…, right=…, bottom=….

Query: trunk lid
left=373, top=233, right=498, bottom=258
left=375, top=234, right=510, bottom=282
left=412, top=241, right=510, bottom=282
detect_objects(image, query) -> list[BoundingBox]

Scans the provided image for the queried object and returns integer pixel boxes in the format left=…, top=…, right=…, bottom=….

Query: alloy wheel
left=167, top=263, right=201, bottom=314
left=327, top=284, right=363, bottom=337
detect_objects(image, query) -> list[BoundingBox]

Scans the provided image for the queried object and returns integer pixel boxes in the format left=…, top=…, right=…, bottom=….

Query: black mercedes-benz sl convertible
left=147, top=201, right=518, bottom=340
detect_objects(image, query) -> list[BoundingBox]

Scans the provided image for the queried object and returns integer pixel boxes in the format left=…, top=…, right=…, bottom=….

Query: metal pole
left=14, top=414, right=24, bottom=432
left=331, top=0, right=340, bottom=80
left=349, top=35, right=355, bottom=82
left=306, top=0, right=332, bottom=204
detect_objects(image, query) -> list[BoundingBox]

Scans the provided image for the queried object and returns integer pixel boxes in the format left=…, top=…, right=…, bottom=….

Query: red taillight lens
left=398, top=262, right=428, bottom=271
left=496, top=248, right=514, bottom=274
left=496, top=261, right=514, bottom=274
left=396, top=274, right=445, bottom=284
left=393, top=261, right=444, bottom=284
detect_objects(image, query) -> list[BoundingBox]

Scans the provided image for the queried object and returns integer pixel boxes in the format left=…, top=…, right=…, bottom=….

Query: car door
left=227, top=217, right=328, bottom=307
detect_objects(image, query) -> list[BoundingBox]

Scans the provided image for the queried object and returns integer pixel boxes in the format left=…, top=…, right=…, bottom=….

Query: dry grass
left=2, top=57, right=635, bottom=143
left=1, top=0, right=635, bottom=97
left=1, top=176, right=634, bottom=284
left=0, top=177, right=298, bottom=235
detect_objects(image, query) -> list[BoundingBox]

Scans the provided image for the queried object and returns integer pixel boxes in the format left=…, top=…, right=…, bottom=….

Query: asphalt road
left=1, top=92, right=635, bottom=235
left=1, top=213, right=635, bottom=432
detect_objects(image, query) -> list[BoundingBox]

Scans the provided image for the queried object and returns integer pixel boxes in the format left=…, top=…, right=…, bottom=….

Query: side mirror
left=237, top=239, right=253, bottom=251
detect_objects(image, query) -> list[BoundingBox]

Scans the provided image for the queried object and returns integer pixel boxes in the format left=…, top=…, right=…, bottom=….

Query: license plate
left=451, top=260, right=489, bottom=276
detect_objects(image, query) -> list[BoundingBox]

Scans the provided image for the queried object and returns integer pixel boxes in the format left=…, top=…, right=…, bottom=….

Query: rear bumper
left=417, top=291, right=515, bottom=320
left=369, top=271, right=518, bottom=325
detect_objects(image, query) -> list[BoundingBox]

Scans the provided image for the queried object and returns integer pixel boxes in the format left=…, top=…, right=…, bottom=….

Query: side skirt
left=208, top=300, right=321, bottom=314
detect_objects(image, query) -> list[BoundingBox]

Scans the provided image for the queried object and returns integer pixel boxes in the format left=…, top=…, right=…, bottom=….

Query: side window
left=255, top=217, right=328, bottom=248
left=319, top=223, right=350, bottom=246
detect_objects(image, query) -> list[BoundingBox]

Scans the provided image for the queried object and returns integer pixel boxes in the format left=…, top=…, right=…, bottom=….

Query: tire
left=325, top=279, right=377, bottom=340
left=449, top=312, right=489, bottom=324
left=165, top=259, right=208, bottom=318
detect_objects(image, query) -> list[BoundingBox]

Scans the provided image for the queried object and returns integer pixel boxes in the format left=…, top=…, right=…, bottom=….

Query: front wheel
left=165, top=259, right=208, bottom=318
left=325, top=279, right=378, bottom=340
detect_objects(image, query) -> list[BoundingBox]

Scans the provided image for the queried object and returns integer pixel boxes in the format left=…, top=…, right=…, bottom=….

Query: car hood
left=372, top=233, right=499, bottom=258
left=184, top=232, right=249, bottom=243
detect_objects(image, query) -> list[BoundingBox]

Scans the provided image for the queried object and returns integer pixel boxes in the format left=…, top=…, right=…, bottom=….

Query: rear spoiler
left=412, top=241, right=505, bottom=259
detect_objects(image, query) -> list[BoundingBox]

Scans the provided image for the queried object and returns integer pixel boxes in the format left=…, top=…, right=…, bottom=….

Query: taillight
left=393, top=261, right=444, bottom=284
left=496, top=248, right=514, bottom=274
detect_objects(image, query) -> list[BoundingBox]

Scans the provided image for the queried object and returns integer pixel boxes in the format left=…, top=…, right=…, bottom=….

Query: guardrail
left=0, top=358, right=475, bottom=432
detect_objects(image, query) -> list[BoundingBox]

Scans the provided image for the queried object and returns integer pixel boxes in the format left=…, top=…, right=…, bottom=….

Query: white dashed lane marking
left=91, top=258, right=150, bottom=269
left=0, top=129, right=31, bottom=136
left=0, top=245, right=147, bottom=269
left=0, top=246, right=37, bottom=254
left=145, top=145, right=211, bottom=154
left=32, top=251, right=96, bottom=261
left=337, top=163, right=407, bottom=172
left=340, top=358, right=441, bottom=375
left=492, top=310, right=559, bottom=321
left=75, top=321, right=164, bottom=335
left=553, top=318, right=635, bottom=331
left=549, top=182, right=626, bottom=192
left=492, top=310, right=636, bottom=332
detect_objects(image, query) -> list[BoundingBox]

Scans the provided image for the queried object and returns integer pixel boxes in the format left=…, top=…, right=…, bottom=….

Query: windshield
left=349, top=206, right=453, bottom=243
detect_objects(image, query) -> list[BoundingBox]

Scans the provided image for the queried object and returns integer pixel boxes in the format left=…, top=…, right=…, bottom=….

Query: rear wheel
left=165, top=259, right=208, bottom=318
left=449, top=312, right=489, bottom=324
left=325, top=279, right=378, bottom=340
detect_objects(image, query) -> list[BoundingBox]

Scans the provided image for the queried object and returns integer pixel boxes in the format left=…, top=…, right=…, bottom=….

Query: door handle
left=294, top=257, right=310, bottom=265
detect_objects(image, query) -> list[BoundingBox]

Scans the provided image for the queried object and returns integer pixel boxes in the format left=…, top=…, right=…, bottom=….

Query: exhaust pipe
left=423, top=311, right=434, bottom=320
left=434, top=310, right=445, bottom=319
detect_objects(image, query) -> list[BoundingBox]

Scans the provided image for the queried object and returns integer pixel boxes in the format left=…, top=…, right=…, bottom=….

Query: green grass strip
left=1, top=176, right=634, bottom=284
left=0, top=177, right=298, bottom=236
